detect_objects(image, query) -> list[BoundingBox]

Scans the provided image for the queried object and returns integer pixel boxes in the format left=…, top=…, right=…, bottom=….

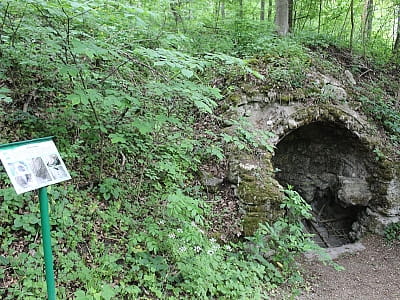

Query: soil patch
left=297, top=235, right=400, bottom=300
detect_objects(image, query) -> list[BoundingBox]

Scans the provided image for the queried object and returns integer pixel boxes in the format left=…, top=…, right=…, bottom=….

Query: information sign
left=0, top=137, right=71, bottom=194
left=0, top=137, right=71, bottom=300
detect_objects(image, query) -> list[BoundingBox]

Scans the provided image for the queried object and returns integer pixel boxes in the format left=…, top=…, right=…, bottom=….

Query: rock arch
left=272, top=120, right=375, bottom=246
left=228, top=100, right=400, bottom=241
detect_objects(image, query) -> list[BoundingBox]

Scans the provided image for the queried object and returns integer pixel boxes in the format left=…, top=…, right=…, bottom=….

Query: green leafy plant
left=384, top=222, right=400, bottom=242
left=221, top=118, right=275, bottom=153
left=246, top=187, right=315, bottom=277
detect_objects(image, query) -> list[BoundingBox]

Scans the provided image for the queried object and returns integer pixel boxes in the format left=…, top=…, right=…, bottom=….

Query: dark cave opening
left=272, top=121, right=373, bottom=248
left=303, top=186, right=364, bottom=247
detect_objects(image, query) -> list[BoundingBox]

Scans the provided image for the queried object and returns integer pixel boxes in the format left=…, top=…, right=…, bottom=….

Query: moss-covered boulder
left=228, top=151, right=284, bottom=236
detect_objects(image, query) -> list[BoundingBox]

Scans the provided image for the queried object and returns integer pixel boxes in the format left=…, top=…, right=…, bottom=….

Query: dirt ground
left=295, top=235, right=400, bottom=300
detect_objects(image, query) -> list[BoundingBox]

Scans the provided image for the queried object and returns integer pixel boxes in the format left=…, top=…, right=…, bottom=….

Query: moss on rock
left=226, top=93, right=242, bottom=105
left=230, top=152, right=285, bottom=236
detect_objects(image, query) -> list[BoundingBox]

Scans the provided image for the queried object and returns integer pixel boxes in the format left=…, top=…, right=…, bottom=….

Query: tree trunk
left=318, top=0, right=323, bottom=34
left=214, top=0, right=220, bottom=26
left=361, top=0, right=374, bottom=42
left=275, top=0, right=289, bottom=36
left=221, top=1, right=225, bottom=19
left=288, top=0, right=293, bottom=32
left=239, top=0, right=244, bottom=18
left=268, top=0, right=273, bottom=21
left=394, top=5, right=400, bottom=54
left=215, top=0, right=220, bottom=19
left=349, top=0, right=354, bottom=50
left=170, top=1, right=182, bottom=27
left=261, top=0, right=265, bottom=21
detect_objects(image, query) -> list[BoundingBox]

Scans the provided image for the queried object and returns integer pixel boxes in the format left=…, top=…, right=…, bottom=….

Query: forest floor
left=273, top=235, right=400, bottom=300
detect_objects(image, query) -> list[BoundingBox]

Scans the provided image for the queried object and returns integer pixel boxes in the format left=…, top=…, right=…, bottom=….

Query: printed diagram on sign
left=45, top=154, right=68, bottom=179
left=7, top=161, right=35, bottom=190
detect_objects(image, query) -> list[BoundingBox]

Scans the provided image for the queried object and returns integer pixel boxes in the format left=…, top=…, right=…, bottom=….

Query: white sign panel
left=0, top=138, right=71, bottom=194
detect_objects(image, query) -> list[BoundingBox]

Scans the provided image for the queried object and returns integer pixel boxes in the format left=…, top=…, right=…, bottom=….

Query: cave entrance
left=303, top=186, right=364, bottom=247
left=272, top=121, right=374, bottom=248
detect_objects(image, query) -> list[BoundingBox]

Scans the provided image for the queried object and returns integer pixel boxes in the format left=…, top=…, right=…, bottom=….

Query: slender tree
left=350, top=0, right=355, bottom=50
left=275, top=0, right=289, bottom=35
left=394, top=3, right=400, bottom=54
left=318, top=0, right=323, bottom=34
left=361, top=0, right=374, bottom=41
left=268, top=0, right=273, bottom=21
left=261, top=0, right=265, bottom=21
left=170, top=0, right=183, bottom=27
left=288, top=0, right=294, bottom=32
left=239, top=0, right=244, bottom=18
left=215, top=0, right=222, bottom=23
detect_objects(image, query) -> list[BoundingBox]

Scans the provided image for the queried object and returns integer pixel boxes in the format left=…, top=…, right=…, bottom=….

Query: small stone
left=322, top=84, right=347, bottom=101
left=287, top=119, right=297, bottom=129
left=345, top=70, right=357, bottom=85
left=203, top=176, right=223, bottom=187
left=239, top=163, right=258, bottom=171
left=201, top=171, right=223, bottom=189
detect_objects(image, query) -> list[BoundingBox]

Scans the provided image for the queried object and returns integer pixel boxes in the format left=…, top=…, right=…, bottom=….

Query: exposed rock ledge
left=223, top=95, right=399, bottom=238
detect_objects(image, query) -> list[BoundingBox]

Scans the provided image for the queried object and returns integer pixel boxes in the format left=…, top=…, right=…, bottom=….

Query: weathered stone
left=203, top=175, right=223, bottom=187
left=387, top=178, right=400, bottom=206
left=345, top=70, right=357, bottom=85
left=305, top=242, right=365, bottom=260
left=227, top=151, right=284, bottom=235
left=363, top=209, right=400, bottom=235
left=337, top=176, right=372, bottom=207
left=287, top=119, right=297, bottom=129
left=322, top=84, right=347, bottom=101
left=201, top=172, right=224, bottom=193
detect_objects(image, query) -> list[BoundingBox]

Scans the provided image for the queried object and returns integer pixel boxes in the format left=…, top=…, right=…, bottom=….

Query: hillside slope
left=0, top=1, right=399, bottom=298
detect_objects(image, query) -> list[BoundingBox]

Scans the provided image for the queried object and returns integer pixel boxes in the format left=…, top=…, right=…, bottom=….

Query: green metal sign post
left=0, top=137, right=71, bottom=300
left=39, top=187, right=56, bottom=300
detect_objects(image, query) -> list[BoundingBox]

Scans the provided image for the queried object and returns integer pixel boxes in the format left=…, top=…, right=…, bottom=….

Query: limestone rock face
left=202, top=172, right=223, bottom=188
left=337, top=176, right=372, bottom=207
left=224, top=88, right=400, bottom=237
left=322, top=84, right=347, bottom=101
left=382, top=178, right=400, bottom=216
left=227, top=152, right=284, bottom=236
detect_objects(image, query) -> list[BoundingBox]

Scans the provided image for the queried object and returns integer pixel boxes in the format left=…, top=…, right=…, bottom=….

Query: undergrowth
left=0, top=1, right=325, bottom=299
left=384, top=222, right=400, bottom=243
left=0, top=181, right=317, bottom=299
left=0, top=0, right=398, bottom=299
